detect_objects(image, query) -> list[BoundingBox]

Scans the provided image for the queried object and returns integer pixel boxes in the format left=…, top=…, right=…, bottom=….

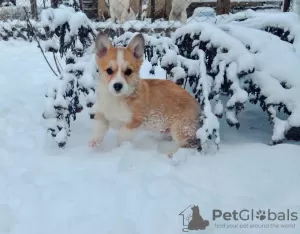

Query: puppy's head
left=94, top=32, right=145, bottom=97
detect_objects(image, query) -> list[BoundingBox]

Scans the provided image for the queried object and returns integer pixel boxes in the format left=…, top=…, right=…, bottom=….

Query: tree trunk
left=30, top=0, right=37, bottom=19
left=147, top=0, right=171, bottom=20
left=282, top=0, right=291, bottom=11
left=82, top=0, right=97, bottom=19
left=216, top=0, right=230, bottom=15
left=138, top=0, right=143, bottom=18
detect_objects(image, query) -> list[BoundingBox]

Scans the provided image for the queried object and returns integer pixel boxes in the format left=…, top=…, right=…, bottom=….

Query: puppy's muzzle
left=108, top=78, right=129, bottom=96
left=113, top=82, right=123, bottom=92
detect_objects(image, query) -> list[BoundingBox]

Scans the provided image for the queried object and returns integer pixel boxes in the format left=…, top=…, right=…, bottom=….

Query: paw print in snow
left=256, top=210, right=266, bottom=220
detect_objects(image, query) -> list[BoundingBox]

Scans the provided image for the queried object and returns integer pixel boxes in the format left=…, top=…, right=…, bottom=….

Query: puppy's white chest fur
left=94, top=81, right=132, bottom=129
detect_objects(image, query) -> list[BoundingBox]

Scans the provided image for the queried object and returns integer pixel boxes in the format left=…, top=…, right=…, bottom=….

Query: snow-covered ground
left=0, top=40, right=300, bottom=234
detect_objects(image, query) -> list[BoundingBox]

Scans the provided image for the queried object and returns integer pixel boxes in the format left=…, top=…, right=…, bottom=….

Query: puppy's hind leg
left=159, top=128, right=172, bottom=141
left=167, top=122, right=200, bottom=164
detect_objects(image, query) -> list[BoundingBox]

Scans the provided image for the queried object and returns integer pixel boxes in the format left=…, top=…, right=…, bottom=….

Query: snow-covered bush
left=41, top=5, right=97, bottom=147
left=221, top=10, right=300, bottom=57
left=0, top=19, right=47, bottom=41
left=0, top=6, right=28, bottom=21
left=169, top=23, right=256, bottom=148
left=168, top=21, right=300, bottom=146
left=0, top=20, right=25, bottom=40
left=219, top=23, right=300, bottom=144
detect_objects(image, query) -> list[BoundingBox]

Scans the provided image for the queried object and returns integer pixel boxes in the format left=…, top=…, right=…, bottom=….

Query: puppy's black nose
left=113, top=83, right=123, bottom=92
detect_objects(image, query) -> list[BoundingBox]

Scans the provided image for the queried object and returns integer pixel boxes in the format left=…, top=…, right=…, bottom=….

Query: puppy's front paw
left=88, top=139, right=101, bottom=148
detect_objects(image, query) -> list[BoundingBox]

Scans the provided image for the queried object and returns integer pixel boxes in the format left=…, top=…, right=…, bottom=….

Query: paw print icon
left=256, top=210, right=266, bottom=220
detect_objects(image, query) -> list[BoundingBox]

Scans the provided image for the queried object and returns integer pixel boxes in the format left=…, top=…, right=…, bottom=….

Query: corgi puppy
left=89, top=32, right=201, bottom=157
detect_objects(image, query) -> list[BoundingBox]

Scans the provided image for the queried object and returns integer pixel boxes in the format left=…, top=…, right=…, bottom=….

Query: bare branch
left=53, top=53, right=62, bottom=74
left=23, top=7, right=58, bottom=77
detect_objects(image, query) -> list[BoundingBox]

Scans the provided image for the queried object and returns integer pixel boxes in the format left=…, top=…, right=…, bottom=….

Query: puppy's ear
left=127, top=33, right=145, bottom=59
left=95, top=32, right=112, bottom=57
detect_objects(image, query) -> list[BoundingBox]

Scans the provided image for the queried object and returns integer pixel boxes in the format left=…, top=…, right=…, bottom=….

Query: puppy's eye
left=124, top=68, right=132, bottom=76
left=106, top=68, right=113, bottom=75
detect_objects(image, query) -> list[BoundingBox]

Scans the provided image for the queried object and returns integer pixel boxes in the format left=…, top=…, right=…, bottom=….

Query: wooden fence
left=0, top=0, right=291, bottom=20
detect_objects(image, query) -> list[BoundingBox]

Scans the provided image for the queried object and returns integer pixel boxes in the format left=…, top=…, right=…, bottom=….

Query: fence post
left=150, top=0, right=155, bottom=22
left=216, top=0, right=230, bottom=15
left=282, top=0, right=291, bottom=11
left=147, top=0, right=171, bottom=21
left=138, top=0, right=143, bottom=19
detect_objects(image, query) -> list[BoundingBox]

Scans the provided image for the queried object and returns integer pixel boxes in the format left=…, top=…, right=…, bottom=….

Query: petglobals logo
left=212, top=209, right=298, bottom=222
left=179, top=205, right=299, bottom=232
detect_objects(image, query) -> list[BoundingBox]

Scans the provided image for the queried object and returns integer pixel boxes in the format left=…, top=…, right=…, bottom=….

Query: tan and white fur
left=89, top=32, right=201, bottom=157
left=108, top=0, right=136, bottom=23
left=169, top=0, right=193, bottom=23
